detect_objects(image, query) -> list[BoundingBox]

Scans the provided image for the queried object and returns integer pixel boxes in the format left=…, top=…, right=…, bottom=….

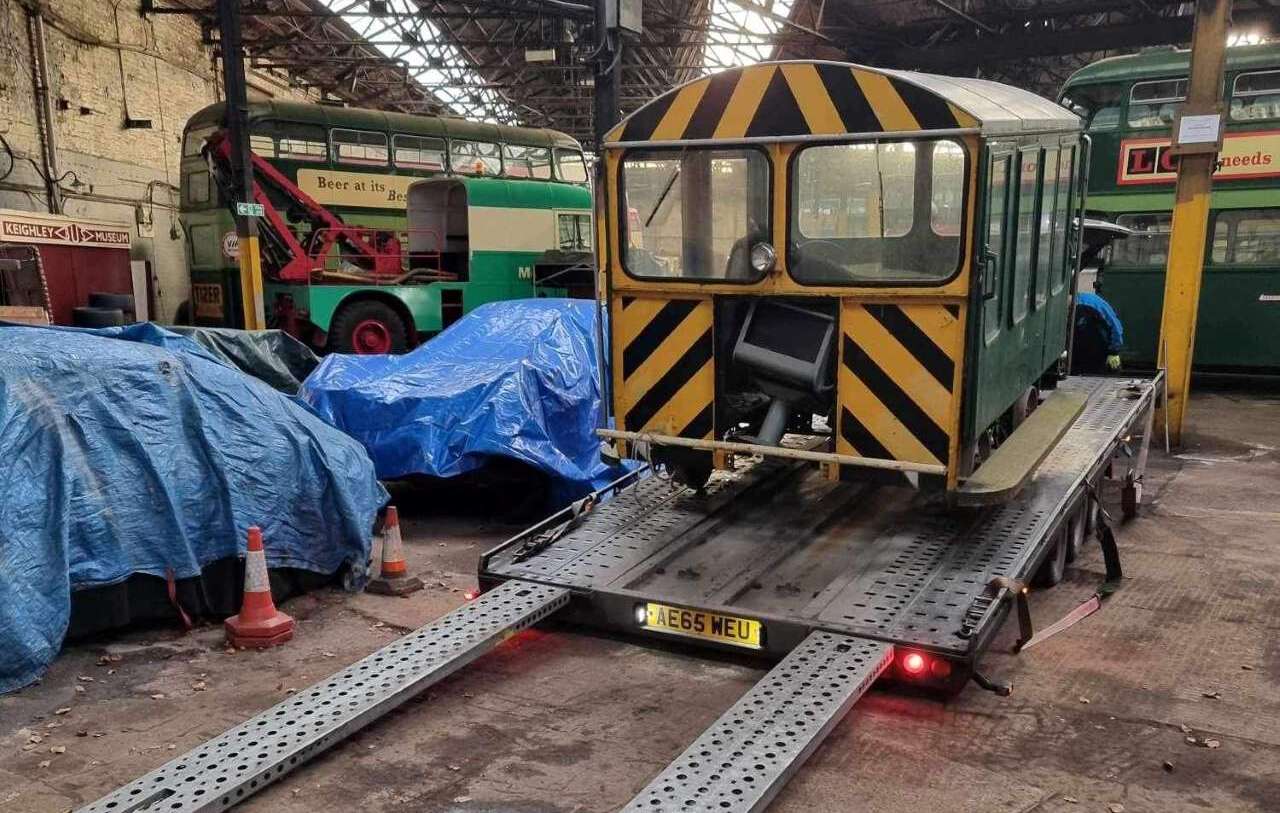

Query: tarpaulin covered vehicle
left=300, top=299, right=624, bottom=508
left=0, top=323, right=386, bottom=693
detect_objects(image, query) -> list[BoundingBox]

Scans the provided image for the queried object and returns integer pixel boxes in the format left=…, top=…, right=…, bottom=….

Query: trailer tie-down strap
left=1016, top=488, right=1124, bottom=653
left=74, top=580, right=569, bottom=813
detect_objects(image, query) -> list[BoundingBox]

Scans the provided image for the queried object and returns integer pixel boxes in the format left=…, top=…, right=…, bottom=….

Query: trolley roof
left=604, top=60, right=1080, bottom=147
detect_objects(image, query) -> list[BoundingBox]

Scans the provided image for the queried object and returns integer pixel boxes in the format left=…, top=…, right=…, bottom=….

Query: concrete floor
left=2, top=388, right=1279, bottom=813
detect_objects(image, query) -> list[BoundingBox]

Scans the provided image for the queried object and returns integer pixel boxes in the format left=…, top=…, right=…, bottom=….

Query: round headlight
left=749, top=242, right=777, bottom=274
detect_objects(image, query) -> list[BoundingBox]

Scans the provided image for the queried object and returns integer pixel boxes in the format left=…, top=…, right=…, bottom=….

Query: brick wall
left=0, top=0, right=311, bottom=322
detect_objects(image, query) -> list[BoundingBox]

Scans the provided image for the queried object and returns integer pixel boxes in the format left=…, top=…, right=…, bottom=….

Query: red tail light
left=902, top=652, right=927, bottom=675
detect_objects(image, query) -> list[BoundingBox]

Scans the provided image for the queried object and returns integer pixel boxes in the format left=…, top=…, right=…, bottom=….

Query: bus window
left=277, top=125, right=327, bottom=162
left=1211, top=209, right=1280, bottom=264
left=984, top=154, right=1010, bottom=344
left=1060, top=83, right=1124, bottom=130
left=1231, top=70, right=1280, bottom=122
left=556, top=148, right=589, bottom=183
left=1112, top=213, right=1172, bottom=266
left=1036, top=148, right=1059, bottom=307
left=187, top=169, right=211, bottom=205
left=1127, top=78, right=1187, bottom=129
left=183, top=125, right=217, bottom=158
left=332, top=129, right=388, bottom=166
left=247, top=134, right=275, bottom=156
left=504, top=145, right=553, bottom=179
left=451, top=140, right=502, bottom=176
left=558, top=213, right=592, bottom=250
left=1011, top=149, right=1040, bottom=322
left=1051, top=146, right=1075, bottom=292
left=393, top=134, right=446, bottom=171
left=621, top=148, right=770, bottom=281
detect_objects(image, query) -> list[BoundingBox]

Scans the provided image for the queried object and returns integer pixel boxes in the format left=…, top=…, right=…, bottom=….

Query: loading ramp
left=76, top=373, right=1159, bottom=813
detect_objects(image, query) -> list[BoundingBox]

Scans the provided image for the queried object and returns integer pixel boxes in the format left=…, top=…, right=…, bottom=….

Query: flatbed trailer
left=75, top=373, right=1158, bottom=813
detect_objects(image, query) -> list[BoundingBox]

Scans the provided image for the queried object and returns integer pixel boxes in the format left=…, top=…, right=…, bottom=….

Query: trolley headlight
left=749, top=242, right=777, bottom=274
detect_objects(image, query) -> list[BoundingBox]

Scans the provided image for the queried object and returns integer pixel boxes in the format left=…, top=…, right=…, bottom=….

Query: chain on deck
left=75, top=580, right=569, bottom=813
left=622, top=632, right=893, bottom=813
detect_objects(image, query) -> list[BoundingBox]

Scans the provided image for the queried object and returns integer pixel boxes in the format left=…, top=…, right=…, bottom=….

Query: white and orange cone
left=367, top=506, right=423, bottom=596
left=225, top=526, right=295, bottom=648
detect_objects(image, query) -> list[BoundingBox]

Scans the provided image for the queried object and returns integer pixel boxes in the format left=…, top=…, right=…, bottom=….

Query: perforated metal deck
left=75, top=580, right=568, bottom=813
left=622, top=632, right=893, bottom=812
left=483, top=376, right=1158, bottom=659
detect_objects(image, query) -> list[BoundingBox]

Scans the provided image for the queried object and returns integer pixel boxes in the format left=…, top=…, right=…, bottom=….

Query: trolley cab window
left=789, top=139, right=965, bottom=285
left=620, top=148, right=771, bottom=281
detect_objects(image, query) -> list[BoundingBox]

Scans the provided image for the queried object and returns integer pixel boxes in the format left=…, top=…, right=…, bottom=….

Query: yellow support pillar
left=237, top=232, right=266, bottom=331
left=1155, top=0, right=1231, bottom=445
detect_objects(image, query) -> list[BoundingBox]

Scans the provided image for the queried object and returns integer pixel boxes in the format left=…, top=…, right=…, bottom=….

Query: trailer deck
left=481, top=375, right=1157, bottom=675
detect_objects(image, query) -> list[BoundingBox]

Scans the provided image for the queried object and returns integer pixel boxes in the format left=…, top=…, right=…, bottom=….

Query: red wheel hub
left=351, top=318, right=393, bottom=354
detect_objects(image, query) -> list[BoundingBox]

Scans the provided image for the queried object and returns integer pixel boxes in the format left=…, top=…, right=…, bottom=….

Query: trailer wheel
left=329, top=299, right=409, bottom=355
left=1032, top=528, right=1068, bottom=588
left=1064, top=503, right=1087, bottom=563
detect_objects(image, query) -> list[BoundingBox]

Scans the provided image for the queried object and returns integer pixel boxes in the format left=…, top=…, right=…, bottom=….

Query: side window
left=1112, top=213, right=1173, bottom=266
left=183, top=126, right=217, bottom=158
left=392, top=134, right=446, bottom=171
left=1128, top=78, right=1187, bottom=129
left=451, top=140, right=502, bottom=176
left=276, top=124, right=328, bottom=162
left=983, top=154, right=1010, bottom=344
left=556, top=148, right=589, bottom=183
left=331, top=129, right=388, bottom=166
left=1036, top=147, right=1059, bottom=307
left=557, top=213, right=592, bottom=250
left=1211, top=208, right=1280, bottom=264
left=187, top=170, right=211, bottom=205
left=1011, top=149, right=1040, bottom=323
left=1052, top=146, right=1076, bottom=292
left=249, top=134, right=276, bottom=157
left=1230, top=70, right=1280, bottom=122
left=504, top=145, right=553, bottom=179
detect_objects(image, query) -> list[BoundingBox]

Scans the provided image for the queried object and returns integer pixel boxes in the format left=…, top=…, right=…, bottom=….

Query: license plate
left=192, top=283, right=224, bottom=319
left=641, top=602, right=762, bottom=649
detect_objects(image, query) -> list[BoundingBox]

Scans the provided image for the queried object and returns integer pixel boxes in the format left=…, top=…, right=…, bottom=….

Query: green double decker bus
left=1060, top=43, right=1280, bottom=373
left=179, top=101, right=593, bottom=353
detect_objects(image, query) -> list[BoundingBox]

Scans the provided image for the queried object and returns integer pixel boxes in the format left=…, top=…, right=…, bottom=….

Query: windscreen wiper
left=645, top=165, right=681, bottom=228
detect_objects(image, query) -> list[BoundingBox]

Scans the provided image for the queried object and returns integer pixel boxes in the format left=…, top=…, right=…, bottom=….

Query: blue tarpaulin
left=0, top=323, right=387, bottom=694
left=300, top=299, right=624, bottom=506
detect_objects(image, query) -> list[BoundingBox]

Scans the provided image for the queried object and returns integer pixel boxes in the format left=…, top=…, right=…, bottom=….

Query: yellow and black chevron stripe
left=614, top=296, right=714, bottom=440
left=607, top=62, right=978, bottom=144
left=836, top=302, right=964, bottom=469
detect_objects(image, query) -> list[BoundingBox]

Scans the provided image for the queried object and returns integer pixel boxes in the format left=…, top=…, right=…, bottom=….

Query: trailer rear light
left=930, top=659, right=953, bottom=679
left=463, top=588, right=481, bottom=601
left=901, top=652, right=927, bottom=676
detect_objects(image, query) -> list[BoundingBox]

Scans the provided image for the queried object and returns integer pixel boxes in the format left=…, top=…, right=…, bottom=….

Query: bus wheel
left=330, top=299, right=409, bottom=355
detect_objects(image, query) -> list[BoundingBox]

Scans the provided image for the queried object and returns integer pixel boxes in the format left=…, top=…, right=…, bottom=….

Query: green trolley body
left=1060, top=44, right=1280, bottom=374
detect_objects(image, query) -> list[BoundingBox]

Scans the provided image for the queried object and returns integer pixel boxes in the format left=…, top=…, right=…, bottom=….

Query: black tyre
left=1064, top=503, right=1087, bottom=563
left=72, top=306, right=125, bottom=328
left=1032, top=529, right=1068, bottom=588
left=88, top=292, right=136, bottom=321
left=328, top=298, right=409, bottom=355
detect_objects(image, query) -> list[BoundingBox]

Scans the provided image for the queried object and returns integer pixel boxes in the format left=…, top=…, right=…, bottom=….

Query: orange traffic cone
left=367, top=506, right=423, bottom=596
left=225, top=526, right=295, bottom=648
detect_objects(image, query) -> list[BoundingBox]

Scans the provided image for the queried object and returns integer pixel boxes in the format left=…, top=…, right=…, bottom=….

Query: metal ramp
left=75, top=580, right=569, bottom=813
left=623, top=633, right=893, bottom=812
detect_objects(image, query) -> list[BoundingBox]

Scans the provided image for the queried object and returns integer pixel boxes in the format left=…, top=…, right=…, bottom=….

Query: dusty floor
left=2, top=387, right=1279, bottom=813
